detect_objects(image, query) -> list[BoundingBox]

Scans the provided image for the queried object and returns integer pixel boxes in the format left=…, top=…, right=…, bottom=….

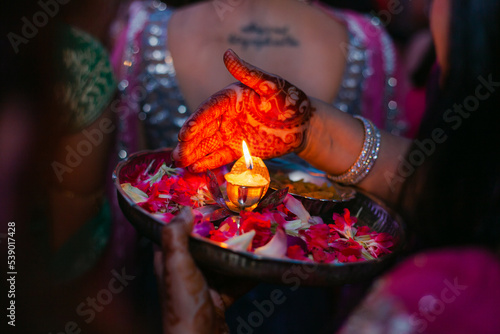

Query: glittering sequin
left=137, top=8, right=190, bottom=149
left=331, top=11, right=406, bottom=135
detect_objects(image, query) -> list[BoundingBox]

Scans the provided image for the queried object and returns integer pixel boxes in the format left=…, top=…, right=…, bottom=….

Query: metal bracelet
left=327, top=116, right=381, bottom=185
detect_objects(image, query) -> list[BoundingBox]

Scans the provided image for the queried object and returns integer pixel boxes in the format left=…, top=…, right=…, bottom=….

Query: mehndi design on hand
left=156, top=207, right=229, bottom=334
left=173, top=49, right=315, bottom=173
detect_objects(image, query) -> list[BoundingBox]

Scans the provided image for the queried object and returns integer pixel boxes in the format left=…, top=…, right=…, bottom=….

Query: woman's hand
left=155, top=207, right=228, bottom=334
left=172, top=49, right=315, bottom=173
left=155, top=206, right=255, bottom=334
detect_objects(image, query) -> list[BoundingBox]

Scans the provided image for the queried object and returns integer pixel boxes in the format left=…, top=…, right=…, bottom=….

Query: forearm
left=298, top=98, right=411, bottom=206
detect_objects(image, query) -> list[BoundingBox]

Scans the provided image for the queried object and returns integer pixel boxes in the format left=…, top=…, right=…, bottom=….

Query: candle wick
left=248, top=160, right=254, bottom=170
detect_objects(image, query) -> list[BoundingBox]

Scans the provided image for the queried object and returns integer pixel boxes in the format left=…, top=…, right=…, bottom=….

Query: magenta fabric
left=107, top=2, right=149, bottom=259
left=97, top=1, right=148, bottom=293
left=386, top=248, right=500, bottom=334
left=316, top=2, right=406, bottom=133
left=404, top=87, right=427, bottom=138
left=348, top=11, right=392, bottom=129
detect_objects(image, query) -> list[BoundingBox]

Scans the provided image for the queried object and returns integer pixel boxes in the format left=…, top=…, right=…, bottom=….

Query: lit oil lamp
left=225, top=141, right=270, bottom=211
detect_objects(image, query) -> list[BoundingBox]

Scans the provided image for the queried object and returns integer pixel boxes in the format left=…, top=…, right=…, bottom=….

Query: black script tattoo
left=228, top=22, right=299, bottom=50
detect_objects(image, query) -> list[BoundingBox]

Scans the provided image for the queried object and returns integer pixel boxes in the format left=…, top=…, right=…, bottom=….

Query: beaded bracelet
left=327, top=116, right=381, bottom=185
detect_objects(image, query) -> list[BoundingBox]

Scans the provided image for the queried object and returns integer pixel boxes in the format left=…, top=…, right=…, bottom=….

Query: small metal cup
left=226, top=182, right=268, bottom=211
left=225, top=156, right=270, bottom=211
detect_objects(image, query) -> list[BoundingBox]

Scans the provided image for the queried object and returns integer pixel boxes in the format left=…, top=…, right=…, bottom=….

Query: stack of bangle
left=327, top=115, right=381, bottom=185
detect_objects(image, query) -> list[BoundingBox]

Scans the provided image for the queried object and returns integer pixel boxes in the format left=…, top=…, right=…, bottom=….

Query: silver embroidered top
left=137, top=7, right=190, bottom=149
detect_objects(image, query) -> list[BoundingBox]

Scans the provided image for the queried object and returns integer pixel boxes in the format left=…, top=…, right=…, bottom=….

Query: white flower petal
left=121, top=183, right=148, bottom=203
left=283, top=194, right=311, bottom=222
left=223, top=230, right=256, bottom=252
left=254, top=228, right=287, bottom=258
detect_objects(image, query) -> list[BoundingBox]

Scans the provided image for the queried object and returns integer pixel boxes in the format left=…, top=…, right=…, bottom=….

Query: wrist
left=295, top=98, right=326, bottom=157
left=297, top=98, right=364, bottom=175
left=327, top=116, right=381, bottom=185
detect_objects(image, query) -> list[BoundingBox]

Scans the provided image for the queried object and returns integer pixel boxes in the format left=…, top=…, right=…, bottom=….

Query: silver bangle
left=327, top=116, right=381, bottom=185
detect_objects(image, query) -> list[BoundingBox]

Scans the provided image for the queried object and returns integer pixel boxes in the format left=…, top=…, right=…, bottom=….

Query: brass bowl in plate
left=266, top=157, right=356, bottom=216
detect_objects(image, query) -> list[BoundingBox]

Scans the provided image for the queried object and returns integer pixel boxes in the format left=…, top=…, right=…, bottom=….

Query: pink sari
left=316, top=2, right=408, bottom=135
left=339, top=247, right=500, bottom=334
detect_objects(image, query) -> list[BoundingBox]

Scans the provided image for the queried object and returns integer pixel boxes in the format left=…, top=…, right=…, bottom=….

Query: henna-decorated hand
left=154, top=207, right=227, bottom=334
left=172, top=49, right=315, bottom=173
left=154, top=207, right=255, bottom=334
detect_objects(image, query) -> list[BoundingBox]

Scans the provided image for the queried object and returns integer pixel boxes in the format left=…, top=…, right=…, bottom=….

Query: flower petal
left=255, top=228, right=287, bottom=258
left=192, top=220, right=215, bottom=238
left=151, top=212, right=175, bottom=223
left=223, top=230, right=256, bottom=252
left=121, top=183, right=148, bottom=203
left=283, top=194, right=310, bottom=223
left=286, top=245, right=309, bottom=261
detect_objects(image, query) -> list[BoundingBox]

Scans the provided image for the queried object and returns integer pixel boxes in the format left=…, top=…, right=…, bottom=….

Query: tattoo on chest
left=228, top=22, right=299, bottom=50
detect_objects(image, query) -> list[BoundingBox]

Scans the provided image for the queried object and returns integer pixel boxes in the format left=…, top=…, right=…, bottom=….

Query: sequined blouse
left=115, top=1, right=405, bottom=157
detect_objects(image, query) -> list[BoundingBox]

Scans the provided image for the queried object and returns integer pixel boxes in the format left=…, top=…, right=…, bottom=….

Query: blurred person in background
left=2, top=0, right=161, bottom=332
